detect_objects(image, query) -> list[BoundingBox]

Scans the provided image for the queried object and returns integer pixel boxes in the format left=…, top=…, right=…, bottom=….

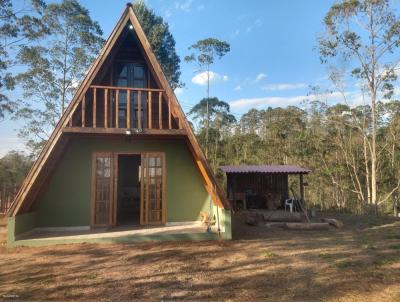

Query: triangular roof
left=9, top=4, right=230, bottom=216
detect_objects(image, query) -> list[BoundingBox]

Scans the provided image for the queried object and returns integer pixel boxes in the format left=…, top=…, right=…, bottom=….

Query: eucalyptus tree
left=0, top=0, right=46, bottom=119
left=318, top=0, right=400, bottom=214
left=15, top=0, right=104, bottom=153
left=185, top=38, right=230, bottom=158
left=189, top=97, right=235, bottom=169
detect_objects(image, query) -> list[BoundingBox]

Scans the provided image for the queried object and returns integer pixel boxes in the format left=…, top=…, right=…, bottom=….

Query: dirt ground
left=0, top=212, right=400, bottom=302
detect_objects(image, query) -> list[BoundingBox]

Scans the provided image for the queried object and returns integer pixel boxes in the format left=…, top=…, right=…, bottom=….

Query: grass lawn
left=0, top=212, right=399, bottom=301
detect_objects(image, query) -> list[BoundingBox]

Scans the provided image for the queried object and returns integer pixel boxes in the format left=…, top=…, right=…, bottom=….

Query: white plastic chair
left=285, top=198, right=294, bottom=213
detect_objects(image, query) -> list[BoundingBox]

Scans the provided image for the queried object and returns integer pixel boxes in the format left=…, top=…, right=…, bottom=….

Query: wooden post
left=168, top=98, right=172, bottom=129
left=104, top=89, right=108, bottom=128
left=81, top=96, right=85, bottom=127
left=159, top=91, right=162, bottom=129
left=300, top=174, right=305, bottom=203
left=93, top=88, right=97, bottom=128
left=126, top=90, right=131, bottom=128
left=148, top=91, right=152, bottom=129
left=138, top=90, right=141, bottom=129
left=115, top=90, right=119, bottom=128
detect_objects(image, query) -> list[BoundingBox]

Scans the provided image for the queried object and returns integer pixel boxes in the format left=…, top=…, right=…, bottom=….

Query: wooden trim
left=82, top=96, right=85, bottom=127
left=115, top=90, right=119, bottom=128
left=90, top=85, right=163, bottom=92
left=126, top=90, right=131, bottom=128
left=159, top=91, right=162, bottom=129
left=140, top=153, right=145, bottom=225
left=104, top=89, right=108, bottom=128
left=93, top=88, right=97, bottom=128
left=148, top=91, right=152, bottom=129
left=91, top=152, right=114, bottom=228
left=137, top=90, right=141, bottom=128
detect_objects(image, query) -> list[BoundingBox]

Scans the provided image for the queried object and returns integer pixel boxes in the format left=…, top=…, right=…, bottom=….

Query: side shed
left=220, top=165, right=310, bottom=210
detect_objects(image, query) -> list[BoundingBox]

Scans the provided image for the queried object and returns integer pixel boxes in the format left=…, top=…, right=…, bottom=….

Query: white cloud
left=191, top=71, right=229, bottom=86
left=230, top=95, right=307, bottom=109
left=174, top=87, right=184, bottom=95
left=0, top=137, right=27, bottom=157
left=175, top=0, right=193, bottom=12
left=164, top=8, right=172, bottom=18
left=255, top=73, right=267, bottom=82
left=229, top=91, right=346, bottom=110
left=246, top=18, right=262, bottom=33
left=262, top=83, right=307, bottom=91
left=234, top=85, right=242, bottom=91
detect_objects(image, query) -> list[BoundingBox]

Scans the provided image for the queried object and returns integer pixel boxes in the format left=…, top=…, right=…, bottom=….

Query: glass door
left=114, top=62, right=147, bottom=128
left=92, top=153, right=114, bottom=227
left=140, top=153, right=165, bottom=225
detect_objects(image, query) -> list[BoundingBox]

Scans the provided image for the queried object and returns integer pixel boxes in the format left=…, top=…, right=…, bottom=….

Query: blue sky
left=0, top=0, right=388, bottom=155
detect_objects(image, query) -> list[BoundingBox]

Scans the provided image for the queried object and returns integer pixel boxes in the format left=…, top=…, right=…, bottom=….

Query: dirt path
left=0, top=213, right=399, bottom=301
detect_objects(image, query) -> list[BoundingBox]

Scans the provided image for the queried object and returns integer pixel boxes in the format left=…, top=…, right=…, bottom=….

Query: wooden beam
left=90, top=85, right=164, bottom=92
left=81, top=96, right=85, bottom=127
left=126, top=90, right=131, bottom=128
left=63, top=127, right=186, bottom=136
left=104, top=88, right=108, bottom=128
left=93, top=88, right=97, bottom=128
left=300, top=174, right=305, bottom=203
left=148, top=91, right=152, bottom=129
left=159, top=91, right=162, bottom=129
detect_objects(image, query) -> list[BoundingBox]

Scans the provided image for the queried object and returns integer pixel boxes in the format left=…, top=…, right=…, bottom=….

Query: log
left=265, top=222, right=286, bottom=228
left=264, top=212, right=302, bottom=222
left=285, top=222, right=330, bottom=230
left=321, top=218, right=343, bottom=229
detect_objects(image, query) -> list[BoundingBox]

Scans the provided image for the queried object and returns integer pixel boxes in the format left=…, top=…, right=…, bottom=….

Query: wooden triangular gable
left=9, top=4, right=230, bottom=216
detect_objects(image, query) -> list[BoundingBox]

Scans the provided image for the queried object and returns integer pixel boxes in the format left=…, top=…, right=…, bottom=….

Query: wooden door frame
left=112, top=152, right=141, bottom=227
left=92, top=151, right=166, bottom=228
left=140, top=152, right=166, bottom=225
left=91, top=152, right=114, bottom=228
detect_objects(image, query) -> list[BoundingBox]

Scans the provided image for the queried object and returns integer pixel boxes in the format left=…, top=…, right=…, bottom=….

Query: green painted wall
left=33, top=137, right=211, bottom=227
left=7, top=212, right=37, bottom=246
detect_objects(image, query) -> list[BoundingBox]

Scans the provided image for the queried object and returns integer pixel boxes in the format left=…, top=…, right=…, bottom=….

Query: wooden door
left=140, top=153, right=166, bottom=225
left=91, top=153, right=114, bottom=227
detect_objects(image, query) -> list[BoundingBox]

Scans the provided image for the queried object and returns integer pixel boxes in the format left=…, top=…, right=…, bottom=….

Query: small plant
left=318, top=252, right=332, bottom=259
left=263, top=251, right=277, bottom=258
left=389, top=243, right=400, bottom=250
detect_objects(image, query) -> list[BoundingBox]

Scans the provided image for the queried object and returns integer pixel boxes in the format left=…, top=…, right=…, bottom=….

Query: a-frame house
left=7, top=4, right=231, bottom=247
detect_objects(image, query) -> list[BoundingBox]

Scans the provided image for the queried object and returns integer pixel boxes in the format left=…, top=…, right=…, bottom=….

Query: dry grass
left=0, top=213, right=400, bottom=301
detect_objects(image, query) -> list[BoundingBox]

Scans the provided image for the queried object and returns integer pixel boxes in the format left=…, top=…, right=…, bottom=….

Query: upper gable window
left=114, top=62, right=146, bottom=88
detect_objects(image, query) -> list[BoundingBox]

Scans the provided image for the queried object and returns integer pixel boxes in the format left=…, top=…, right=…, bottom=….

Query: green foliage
left=14, top=0, right=104, bottom=154
left=132, top=0, right=182, bottom=89
left=0, top=150, right=32, bottom=187
left=185, top=38, right=230, bottom=67
left=0, top=0, right=47, bottom=119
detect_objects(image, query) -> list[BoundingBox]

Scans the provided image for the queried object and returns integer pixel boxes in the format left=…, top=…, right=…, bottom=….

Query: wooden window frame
left=91, top=152, right=114, bottom=228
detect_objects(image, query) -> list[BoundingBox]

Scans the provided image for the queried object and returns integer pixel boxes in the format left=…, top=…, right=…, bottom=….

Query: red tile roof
left=219, top=165, right=310, bottom=174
